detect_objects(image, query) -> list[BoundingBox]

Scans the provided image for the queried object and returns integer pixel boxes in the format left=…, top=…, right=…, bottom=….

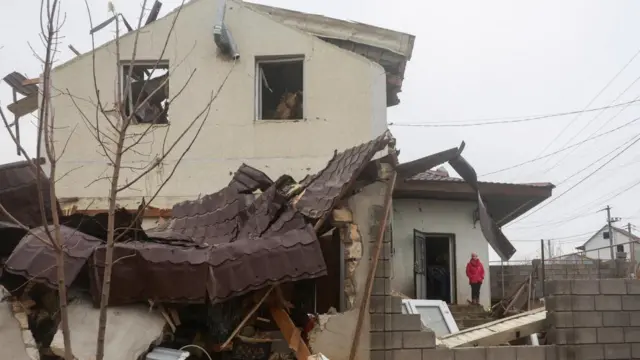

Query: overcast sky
left=2, top=0, right=640, bottom=261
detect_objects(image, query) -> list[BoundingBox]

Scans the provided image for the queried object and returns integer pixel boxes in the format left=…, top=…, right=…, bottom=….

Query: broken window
left=256, top=57, right=304, bottom=120
left=122, top=61, right=169, bottom=125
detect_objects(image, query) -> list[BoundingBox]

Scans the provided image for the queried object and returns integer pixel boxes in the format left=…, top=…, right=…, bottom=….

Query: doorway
left=413, top=230, right=455, bottom=304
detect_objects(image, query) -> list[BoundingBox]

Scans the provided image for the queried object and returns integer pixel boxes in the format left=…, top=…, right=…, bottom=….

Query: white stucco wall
left=582, top=228, right=635, bottom=260
left=391, top=199, right=491, bottom=308
left=48, top=0, right=387, bottom=210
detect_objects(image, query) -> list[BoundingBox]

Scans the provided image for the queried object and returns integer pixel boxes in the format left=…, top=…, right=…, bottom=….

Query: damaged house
left=2, top=0, right=414, bottom=218
left=0, top=130, right=556, bottom=359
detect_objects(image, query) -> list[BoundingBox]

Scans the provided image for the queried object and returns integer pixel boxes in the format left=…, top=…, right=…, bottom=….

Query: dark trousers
left=470, top=282, right=481, bottom=300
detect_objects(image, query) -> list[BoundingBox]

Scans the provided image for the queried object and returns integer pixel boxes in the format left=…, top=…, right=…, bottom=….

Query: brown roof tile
left=295, top=130, right=394, bottom=219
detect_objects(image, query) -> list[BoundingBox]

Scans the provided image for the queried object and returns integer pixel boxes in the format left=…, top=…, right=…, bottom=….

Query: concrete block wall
left=546, top=279, right=640, bottom=359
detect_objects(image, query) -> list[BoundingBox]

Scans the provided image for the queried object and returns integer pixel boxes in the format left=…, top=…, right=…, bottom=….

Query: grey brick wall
left=546, top=279, right=640, bottom=359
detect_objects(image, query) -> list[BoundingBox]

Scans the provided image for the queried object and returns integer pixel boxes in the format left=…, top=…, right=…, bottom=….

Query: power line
left=480, top=115, right=640, bottom=176
left=510, top=132, right=640, bottom=224
left=526, top=46, right=640, bottom=168
left=510, top=230, right=598, bottom=242
left=387, top=99, right=640, bottom=127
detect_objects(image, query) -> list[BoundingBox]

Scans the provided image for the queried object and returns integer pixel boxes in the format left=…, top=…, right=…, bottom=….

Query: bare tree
left=70, top=2, right=236, bottom=359
left=0, top=1, right=75, bottom=359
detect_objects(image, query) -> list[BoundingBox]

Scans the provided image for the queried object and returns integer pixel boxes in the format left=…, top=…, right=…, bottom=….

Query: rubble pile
left=0, top=131, right=395, bottom=360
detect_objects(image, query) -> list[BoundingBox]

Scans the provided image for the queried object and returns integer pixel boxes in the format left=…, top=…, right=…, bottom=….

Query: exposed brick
left=549, top=312, right=572, bottom=328
left=515, top=345, right=546, bottom=360
left=622, top=295, right=640, bottom=310
left=626, top=279, right=640, bottom=294
left=599, top=279, right=626, bottom=295
left=601, top=311, right=629, bottom=327
left=454, top=347, right=486, bottom=360
left=391, top=314, right=422, bottom=331
left=390, top=349, right=421, bottom=360
left=402, top=331, right=435, bottom=349
left=486, top=346, right=515, bottom=360
left=624, top=327, right=640, bottom=343
left=596, top=327, right=624, bottom=343
left=373, top=278, right=391, bottom=295
left=572, top=280, right=600, bottom=295
left=603, top=344, right=631, bottom=359
left=547, top=280, right=572, bottom=295
left=572, top=295, right=595, bottom=311
left=595, top=295, right=622, bottom=311
left=421, top=348, right=453, bottom=360
left=573, top=311, right=602, bottom=328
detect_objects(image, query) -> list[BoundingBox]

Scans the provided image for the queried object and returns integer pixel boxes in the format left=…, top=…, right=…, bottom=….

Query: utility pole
left=547, top=239, right=552, bottom=259
left=602, top=205, right=614, bottom=259
left=630, top=223, right=636, bottom=273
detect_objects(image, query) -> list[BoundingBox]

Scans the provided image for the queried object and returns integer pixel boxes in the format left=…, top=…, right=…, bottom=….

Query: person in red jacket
left=466, top=252, right=485, bottom=305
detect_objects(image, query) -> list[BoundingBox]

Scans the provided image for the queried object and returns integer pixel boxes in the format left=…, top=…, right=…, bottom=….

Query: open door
left=414, top=229, right=427, bottom=299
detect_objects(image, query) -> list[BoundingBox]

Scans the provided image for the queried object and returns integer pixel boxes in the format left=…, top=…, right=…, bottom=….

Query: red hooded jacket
left=466, top=258, right=485, bottom=284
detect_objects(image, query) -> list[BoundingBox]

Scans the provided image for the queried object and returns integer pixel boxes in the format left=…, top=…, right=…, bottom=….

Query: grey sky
left=2, top=0, right=640, bottom=261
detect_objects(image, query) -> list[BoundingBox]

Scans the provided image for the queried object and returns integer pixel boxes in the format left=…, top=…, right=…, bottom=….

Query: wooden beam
left=270, top=307, right=311, bottom=360
left=22, top=77, right=41, bottom=86
left=7, top=93, right=38, bottom=117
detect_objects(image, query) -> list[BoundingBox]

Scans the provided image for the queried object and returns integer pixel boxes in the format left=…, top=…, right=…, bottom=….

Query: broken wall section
left=310, top=178, right=390, bottom=360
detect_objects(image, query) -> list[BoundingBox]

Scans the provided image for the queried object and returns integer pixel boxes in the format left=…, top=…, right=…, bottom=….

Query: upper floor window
left=255, top=57, right=303, bottom=121
left=121, top=61, right=170, bottom=125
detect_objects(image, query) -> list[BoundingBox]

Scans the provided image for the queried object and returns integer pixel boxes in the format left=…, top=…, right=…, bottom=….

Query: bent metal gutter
left=213, top=0, right=240, bottom=59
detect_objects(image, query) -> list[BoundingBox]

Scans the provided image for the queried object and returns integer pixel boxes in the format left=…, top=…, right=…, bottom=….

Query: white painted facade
left=47, top=0, right=391, bottom=210
left=580, top=226, right=637, bottom=261
left=391, top=198, right=491, bottom=308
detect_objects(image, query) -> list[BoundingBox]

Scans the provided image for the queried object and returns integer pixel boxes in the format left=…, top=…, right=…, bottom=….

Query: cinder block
left=602, top=311, right=630, bottom=327
left=390, top=296, right=403, bottom=314
left=371, top=331, right=403, bottom=350
left=574, top=328, right=598, bottom=344
left=573, top=311, right=602, bottom=328
left=547, top=280, right=572, bottom=295
left=572, top=280, right=600, bottom=295
left=547, top=295, right=572, bottom=311
left=370, top=350, right=387, bottom=360
left=370, top=314, right=390, bottom=332
left=402, top=331, right=435, bottom=349
left=515, top=345, right=546, bottom=360
left=573, top=295, right=595, bottom=311
left=603, top=344, right=631, bottom=359
left=545, top=345, right=556, bottom=360
left=421, top=348, right=454, bottom=360
left=373, top=278, right=392, bottom=295
left=389, top=349, right=421, bottom=360
left=624, top=327, right=640, bottom=343
left=596, top=327, right=624, bottom=343
left=486, top=346, right=515, bottom=360
left=622, top=295, right=640, bottom=310
left=549, top=312, right=573, bottom=328
left=375, top=260, right=391, bottom=278
left=626, top=279, right=640, bottom=294
left=632, top=343, right=640, bottom=358
left=560, top=344, right=604, bottom=360
left=595, top=295, right=622, bottom=311
left=453, top=347, right=486, bottom=360
left=600, top=279, right=627, bottom=294
left=391, top=314, right=422, bottom=331
left=629, top=311, right=640, bottom=326
left=370, top=296, right=391, bottom=314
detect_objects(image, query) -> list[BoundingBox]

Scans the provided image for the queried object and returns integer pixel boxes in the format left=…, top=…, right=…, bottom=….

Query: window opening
left=256, top=57, right=303, bottom=120
left=122, top=62, right=169, bottom=124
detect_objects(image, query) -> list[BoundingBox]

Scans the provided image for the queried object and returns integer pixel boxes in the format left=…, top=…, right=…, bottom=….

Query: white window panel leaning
left=401, top=299, right=459, bottom=337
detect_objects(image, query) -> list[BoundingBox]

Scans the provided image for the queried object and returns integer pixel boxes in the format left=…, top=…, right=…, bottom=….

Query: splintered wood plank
left=270, top=307, right=311, bottom=360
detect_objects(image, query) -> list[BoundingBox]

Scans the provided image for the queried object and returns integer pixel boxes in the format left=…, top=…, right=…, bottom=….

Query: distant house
left=576, top=224, right=640, bottom=260
left=391, top=166, right=555, bottom=307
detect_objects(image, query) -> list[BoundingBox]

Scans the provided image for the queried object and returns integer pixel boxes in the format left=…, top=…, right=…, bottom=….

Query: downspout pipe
left=213, top=0, right=240, bottom=59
